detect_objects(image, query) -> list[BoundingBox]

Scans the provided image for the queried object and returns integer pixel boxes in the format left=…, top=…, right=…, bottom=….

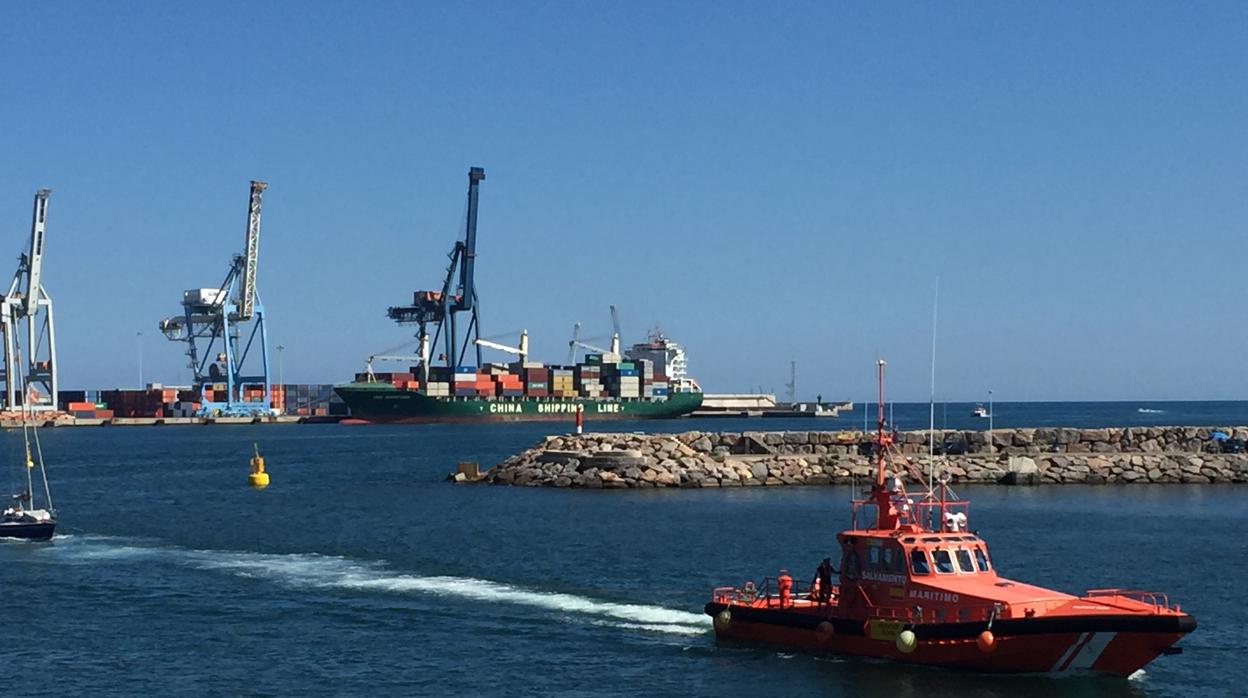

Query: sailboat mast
left=14, top=345, right=51, bottom=512
left=17, top=353, right=34, bottom=509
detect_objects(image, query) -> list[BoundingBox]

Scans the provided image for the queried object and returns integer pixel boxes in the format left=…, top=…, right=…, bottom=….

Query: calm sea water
left=2, top=404, right=1245, bottom=696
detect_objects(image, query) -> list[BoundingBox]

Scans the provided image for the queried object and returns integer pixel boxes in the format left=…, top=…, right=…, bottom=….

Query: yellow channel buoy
left=249, top=443, right=270, bottom=488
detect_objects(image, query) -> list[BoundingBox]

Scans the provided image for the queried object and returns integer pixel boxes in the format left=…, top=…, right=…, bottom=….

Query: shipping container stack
left=57, top=390, right=85, bottom=410
left=602, top=361, right=642, bottom=398
left=637, top=359, right=655, bottom=399
left=99, top=386, right=177, bottom=417
left=269, top=384, right=286, bottom=413
left=513, top=362, right=548, bottom=398
left=167, top=388, right=202, bottom=417
left=487, top=363, right=524, bottom=397
left=651, top=369, right=669, bottom=399
left=575, top=356, right=605, bottom=398
left=242, top=386, right=270, bottom=405
left=61, top=388, right=115, bottom=419
left=262, top=383, right=337, bottom=416
left=550, top=367, right=576, bottom=398
left=451, top=366, right=478, bottom=396
left=423, top=367, right=452, bottom=397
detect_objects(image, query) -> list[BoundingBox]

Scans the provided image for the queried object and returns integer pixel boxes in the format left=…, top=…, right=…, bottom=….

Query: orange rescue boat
left=705, top=360, right=1195, bottom=677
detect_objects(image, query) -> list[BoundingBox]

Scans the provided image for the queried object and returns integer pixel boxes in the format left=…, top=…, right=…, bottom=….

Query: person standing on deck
left=778, top=569, right=793, bottom=608
left=814, top=558, right=833, bottom=604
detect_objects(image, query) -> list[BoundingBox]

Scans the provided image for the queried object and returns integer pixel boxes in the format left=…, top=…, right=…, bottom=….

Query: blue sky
left=0, top=2, right=1244, bottom=401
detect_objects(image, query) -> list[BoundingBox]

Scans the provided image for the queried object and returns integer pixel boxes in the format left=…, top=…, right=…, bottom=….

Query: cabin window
left=868, top=545, right=881, bottom=568
left=974, top=546, right=991, bottom=572
left=882, top=546, right=905, bottom=574
left=932, top=549, right=954, bottom=574
left=955, top=549, right=975, bottom=573
left=909, top=549, right=930, bottom=575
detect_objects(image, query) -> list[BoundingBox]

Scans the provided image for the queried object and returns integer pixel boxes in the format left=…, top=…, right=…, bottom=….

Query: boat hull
left=333, top=382, right=703, bottom=424
left=705, top=602, right=1194, bottom=677
left=0, top=520, right=56, bottom=541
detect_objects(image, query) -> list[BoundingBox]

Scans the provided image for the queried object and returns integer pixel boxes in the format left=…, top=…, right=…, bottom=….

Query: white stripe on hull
left=1052, top=631, right=1118, bottom=673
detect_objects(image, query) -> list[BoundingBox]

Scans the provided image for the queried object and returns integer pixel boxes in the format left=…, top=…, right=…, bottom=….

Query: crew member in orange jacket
left=778, top=569, right=793, bottom=608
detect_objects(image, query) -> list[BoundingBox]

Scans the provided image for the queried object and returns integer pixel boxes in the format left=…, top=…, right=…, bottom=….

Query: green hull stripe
left=333, top=382, right=702, bottom=422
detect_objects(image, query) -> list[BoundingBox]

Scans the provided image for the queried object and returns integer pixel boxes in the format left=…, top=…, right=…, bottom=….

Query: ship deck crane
left=385, top=167, right=487, bottom=383
left=158, top=181, right=271, bottom=417
left=0, top=189, right=58, bottom=411
left=474, top=330, right=529, bottom=363
left=566, top=305, right=621, bottom=363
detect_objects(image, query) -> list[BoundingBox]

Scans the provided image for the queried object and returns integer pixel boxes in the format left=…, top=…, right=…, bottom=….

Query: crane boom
left=238, top=180, right=267, bottom=320
left=24, top=189, right=50, bottom=311
left=474, top=330, right=528, bottom=362
left=457, top=167, right=485, bottom=312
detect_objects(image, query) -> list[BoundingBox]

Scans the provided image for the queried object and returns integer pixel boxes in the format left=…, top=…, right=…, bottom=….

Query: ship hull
left=705, top=602, right=1193, bottom=677
left=333, top=383, right=702, bottom=424
left=0, top=520, right=56, bottom=541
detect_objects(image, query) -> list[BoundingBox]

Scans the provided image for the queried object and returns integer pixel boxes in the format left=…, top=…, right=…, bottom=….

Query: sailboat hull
left=0, top=520, right=56, bottom=541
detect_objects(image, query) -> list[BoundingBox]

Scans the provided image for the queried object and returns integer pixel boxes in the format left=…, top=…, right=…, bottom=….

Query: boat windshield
left=909, top=549, right=930, bottom=575
left=974, top=546, right=991, bottom=572
left=932, top=549, right=954, bottom=574
left=955, top=549, right=975, bottom=573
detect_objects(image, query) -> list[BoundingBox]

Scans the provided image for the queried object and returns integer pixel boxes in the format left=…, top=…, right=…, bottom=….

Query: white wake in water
left=50, top=535, right=708, bottom=636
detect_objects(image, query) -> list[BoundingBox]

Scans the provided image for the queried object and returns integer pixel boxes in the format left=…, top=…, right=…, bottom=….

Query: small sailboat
left=2, top=396, right=56, bottom=541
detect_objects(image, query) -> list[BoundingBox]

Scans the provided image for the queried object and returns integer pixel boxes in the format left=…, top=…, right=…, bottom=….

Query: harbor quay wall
left=470, top=427, right=1248, bottom=488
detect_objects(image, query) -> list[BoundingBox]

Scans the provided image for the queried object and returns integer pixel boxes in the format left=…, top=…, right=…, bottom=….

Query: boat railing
left=713, top=576, right=830, bottom=607
left=1085, top=588, right=1174, bottom=611
left=850, top=494, right=971, bottom=532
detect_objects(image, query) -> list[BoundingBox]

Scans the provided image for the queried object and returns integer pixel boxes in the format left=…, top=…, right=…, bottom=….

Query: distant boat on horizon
left=971, top=404, right=990, bottom=418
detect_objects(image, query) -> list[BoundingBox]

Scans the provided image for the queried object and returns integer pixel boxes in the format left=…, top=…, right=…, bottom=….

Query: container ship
left=334, top=352, right=702, bottom=424
left=333, top=166, right=703, bottom=424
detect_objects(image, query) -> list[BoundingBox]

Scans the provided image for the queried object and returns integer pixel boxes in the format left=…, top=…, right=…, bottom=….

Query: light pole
left=276, top=344, right=285, bottom=414
left=137, top=332, right=144, bottom=388
left=987, top=389, right=994, bottom=455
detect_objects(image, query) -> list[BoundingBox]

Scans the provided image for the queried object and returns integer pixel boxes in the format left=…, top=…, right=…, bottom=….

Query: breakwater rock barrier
left=465, top=427, right=1248, bottom=488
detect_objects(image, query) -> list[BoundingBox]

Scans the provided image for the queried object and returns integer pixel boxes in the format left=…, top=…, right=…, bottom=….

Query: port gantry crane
left=385, top=167, right=487, bottom=383
left=0, top=189, right=58, bottom=412
left=158, top=181, right=271, bottom=416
